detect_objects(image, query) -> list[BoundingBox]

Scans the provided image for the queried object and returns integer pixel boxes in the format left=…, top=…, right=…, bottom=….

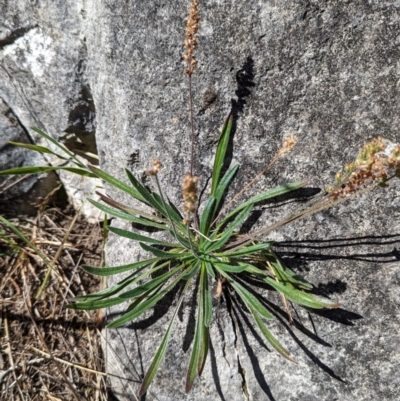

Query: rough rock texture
left=2, top=1, right=400, bottom=400
left=0, top=0, right=100, bottom=218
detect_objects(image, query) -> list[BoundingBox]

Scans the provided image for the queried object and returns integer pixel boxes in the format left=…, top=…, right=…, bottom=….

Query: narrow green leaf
left=204, top=261, right=215, bottom=279
left=88, top=199, right=168, bottom=230
left=204, top=282, right=213, bottom=327
left=77, top=260, right=170, bottom=301
left=211, top=165, right=239, bottom=222
left=139, top=278, right=193, bottom=396
left=211, top=113, right=233, bottom=196
left=8, top=141, right=69, bottom=160
left=186, top=265, right=206, bottom=393
left=198, top=324, right=209, bottom=376
left=88, top=165, right=145, bottom=203
left=264, top=277, right=341, bottom=309
left=31, top=127, right=84, bottom=167
left=181, top=260, right=201, bottom=280
left=199, top=196, right=216, bottom=238
left=214, top=261, right=248, bottom=273
left=219, top=181, right=307, bottom=228
left=67, top=296, right=128, bottom=310
left=230, top=279, right=274, bottom=320
left=107, top=226, right=178, bottom=247
left=139, top=242, right=189, bottom=259
left=152, top=192, right=185, bottom=227
left=252, top=311, right=296, bottom=362
left=198, top=263, right=210, bottom=374
left=118, top=264, right=182, bottom=299
left=108, top=266, right=190, bottom=328
left=205, top=204, right=252, bottom=252
left=73, top=270, right=143, bottom=301
left=216, top=241, right=273, bottom=257
left=94, top=192, right=167, bottom=223
left=81, top=257, right=158, bottom=277
left=265, top=254, right=313, bottom=290
left=0, top=165, right=96, bottom=177
left=125, top=169, right=165, bottom=213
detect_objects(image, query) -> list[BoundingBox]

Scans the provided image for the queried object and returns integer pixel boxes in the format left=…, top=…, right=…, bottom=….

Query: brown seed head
left=279, top=135, right=297, bottom=156
left=328, top=137, right=400, bottom=200
left=147, top=158, right=162, bottom=176
left=183, top=0, right=200, bottom=76
left=182, top=174, right=199, bottom=214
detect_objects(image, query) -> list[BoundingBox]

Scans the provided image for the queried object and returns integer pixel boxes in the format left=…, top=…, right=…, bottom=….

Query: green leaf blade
left=107, top=226, right=178, bottom=247
left=211, top=113, right=233, bottom=196
left=139, top=279, right=193, bottom=396
left=219, top=181, right=307, bottom=227
left=81, top=258, right=158, bottom=277
left=265, top=277, right=340, bottom=309
left=205, top=204, right=252, bottom=252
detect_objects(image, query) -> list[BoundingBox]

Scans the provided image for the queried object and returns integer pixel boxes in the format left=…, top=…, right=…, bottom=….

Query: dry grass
left=0, top=203, right=114, bottom=401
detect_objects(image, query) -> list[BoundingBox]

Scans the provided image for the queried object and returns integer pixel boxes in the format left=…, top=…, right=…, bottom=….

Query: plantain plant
left=1, top=0, right=399, bottom=396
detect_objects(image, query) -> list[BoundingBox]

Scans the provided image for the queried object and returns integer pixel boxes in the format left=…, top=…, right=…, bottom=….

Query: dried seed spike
left=183, top=0, right=200, bottom=76
left=182, top=174, right=199, bottom=214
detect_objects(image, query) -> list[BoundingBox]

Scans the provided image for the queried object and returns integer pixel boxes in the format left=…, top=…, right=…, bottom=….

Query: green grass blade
left=139, top=278, right=193, bottom=396
left=199, top=196, right=216, bottom=238
left=67, top=295, right=128, bottom=310
left=118, top=264, right=183, bottom=299
left=81, top=258, right=158, bottom=277
left=252, top=311, right=296, bottom=362
left=125, top=169, right=165, bottom=213
left=185, top=264, right=206, bottom=393
left=139, top=242, right=189, bottom=259
left=8, top=141, right=69, bottom=160
left=229, top=279, right=274, bottom=320
left=88, top=165, right=146, bottom=202
left=89, top=199, right=167, bottom=229
left=107, top=266, right=190, bottom=328
left=31, top=127, right=84, bottom=167
left=212, top=164, right=239, bottom=217
left=107, top=226, right=178, bottom=247
left=0, top=165, right=96, bottom=177
left=216, top=241, right=273, bottom=257
left=264, top=277, right=341, bottom=309
left=205, top=204, right=252, bottom=252
left=219, top=181, right=307, bottom=228
left=93, top=192, right=167, bottom=223
left=214, top=261, right=248, bottom=273
left=211, top=113, right=233, bottom=196
left=181, top=260, right=201, bottom=280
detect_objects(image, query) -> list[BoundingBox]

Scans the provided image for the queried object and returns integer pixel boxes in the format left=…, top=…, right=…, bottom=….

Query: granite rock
left=84, top=1, right=400, bottom=400
left=1, top=1, right=400, bottom=400
left=0, top=0, right=101, bottom=218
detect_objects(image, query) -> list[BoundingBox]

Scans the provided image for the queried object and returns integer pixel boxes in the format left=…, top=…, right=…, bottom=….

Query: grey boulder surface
left=0, top=0, right=100, bottom=218
left=2, top=0, right=400, bottom=400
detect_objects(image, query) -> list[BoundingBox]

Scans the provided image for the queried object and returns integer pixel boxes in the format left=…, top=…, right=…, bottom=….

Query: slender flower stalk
left=183, top=0, right=200, bottom=177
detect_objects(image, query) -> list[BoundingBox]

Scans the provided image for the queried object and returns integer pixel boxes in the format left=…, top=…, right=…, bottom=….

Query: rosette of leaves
left=0, top=117, right=340, bottom=394
left=51, top=118, right=342, bottom=394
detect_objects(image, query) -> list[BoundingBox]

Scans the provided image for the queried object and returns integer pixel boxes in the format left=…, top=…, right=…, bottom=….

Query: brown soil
left=0, top=202, right=114, bottom=400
